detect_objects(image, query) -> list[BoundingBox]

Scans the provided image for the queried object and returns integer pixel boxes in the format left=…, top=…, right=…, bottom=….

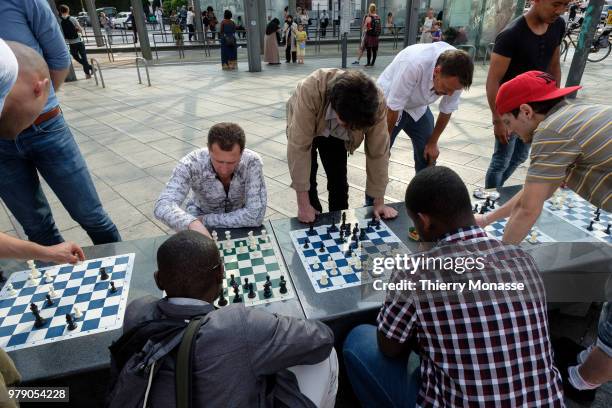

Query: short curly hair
left=207, top=122, right=245, bottom=152
left=328, top=71, right=380, bottom=130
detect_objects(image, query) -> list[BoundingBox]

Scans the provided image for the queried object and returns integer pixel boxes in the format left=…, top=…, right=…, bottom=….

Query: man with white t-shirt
left=377, top=42, right=473, bottom=172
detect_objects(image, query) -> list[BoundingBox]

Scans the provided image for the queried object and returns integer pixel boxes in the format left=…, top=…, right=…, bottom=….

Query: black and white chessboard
left=473, top=198, right=556, bottom=244
left=214, top=229, right=294, bottom=306
left=0, top=254, right=134, bottom=352
left=543, top=189, right=611, bottom=243
left=290, top=216, right=408, bottom=293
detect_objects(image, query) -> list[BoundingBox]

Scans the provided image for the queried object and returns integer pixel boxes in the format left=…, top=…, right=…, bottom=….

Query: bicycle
left=561, top=22, right=611, bottom=62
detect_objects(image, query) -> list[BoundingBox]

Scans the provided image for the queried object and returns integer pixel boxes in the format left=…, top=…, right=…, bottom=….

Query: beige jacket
left=286, top=68, right=390, bottom=198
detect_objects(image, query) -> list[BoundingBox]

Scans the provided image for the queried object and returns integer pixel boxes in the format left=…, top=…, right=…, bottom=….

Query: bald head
left=0, top=41, right=51, bottom=139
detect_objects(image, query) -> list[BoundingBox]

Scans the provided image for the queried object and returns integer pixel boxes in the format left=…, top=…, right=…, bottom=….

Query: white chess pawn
left=5, top=283, right=16, bottom=296
left=260, top=228, right=267, bottom=239
left=73, top=306, right=82, bottom=319
left=312, top=262, right=320, bottom=270
left=225, top=231, right=231, bottom=240
left=44, top=271, right=53, bottom=283
left=26, top=260, right=35, bottom=269
left=249, top=242, right=258, bottom=251
left=48, top=287, right=57, bottom=298
left=212, top=230, right=218, bottom=241
left=567, top=198, right=575, bottom=208
left=320, top=272, right=329, bottom=285
left=330, top=267, right=338, bottom=276
left=528, top=230, right=538, bottom=244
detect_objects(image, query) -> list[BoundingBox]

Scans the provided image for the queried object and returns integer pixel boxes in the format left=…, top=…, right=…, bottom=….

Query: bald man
left=0, top=40, right=51, bottom=138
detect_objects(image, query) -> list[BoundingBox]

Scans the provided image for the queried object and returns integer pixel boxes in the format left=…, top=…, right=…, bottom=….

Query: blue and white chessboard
left=290, top=218, right=408, bottom=293
left=0, top=254, right=134, bottom=352
left=543, top=189, right=611, bottom=243
left=215, top=230, right=294, bottom=306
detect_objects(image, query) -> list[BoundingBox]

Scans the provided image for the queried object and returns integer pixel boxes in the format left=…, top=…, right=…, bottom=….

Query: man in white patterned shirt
left=154, top=123, right=267, bottom=237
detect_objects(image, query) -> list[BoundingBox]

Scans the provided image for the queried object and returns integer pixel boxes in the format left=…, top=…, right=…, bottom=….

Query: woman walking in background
left=99, top=11, right=113, bottom=45
left=220, top=10, right=237, bottom=70
left=363, top=3, right=381, bottom=67
left=264, top=18, right=281, bottom=65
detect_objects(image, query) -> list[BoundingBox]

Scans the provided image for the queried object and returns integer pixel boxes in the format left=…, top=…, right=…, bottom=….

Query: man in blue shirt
left=0, top=0, right=120, bottom=246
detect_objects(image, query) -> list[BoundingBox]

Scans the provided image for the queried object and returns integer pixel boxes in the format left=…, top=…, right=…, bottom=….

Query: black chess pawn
left=243, top=277, right=250, bottom=292
left=263, top=282, right=272, bottom=299
left=217, top=288, right=228, bottom=306
left=606, top=224, right=611, bottom=235
left=473, top=204, right=478, bottom=213
left=594, top=213, right=601, bottom=222
left=346, top=247, right=352, bottom=257
left=353, top=223, right=359, bottom=235
left=100, top=267, right=109, bottom=280
left=341, top=212, right=346, bottom=226
left=109, top=281, right=117, bottom=293
left=587, top=220, right=594, bottom=231
left=594, top=207, right=601, bottom=215
left=319, top=243, right=325, bottom=253
left=479, top=205, right=487, bottom=215
left=232, top=284, right=242, bottom=303
left=329, top=217, right=338, bottom=232
left=345, top=222, right=351, bottom=234
left=303, top=238, right=310, bottom=249
left=45, top=294, right=54, bottom=307
left=66, top=313, right=77, bottom=331
left=229, top=274, right=236, bottom=287
left=279, top=276, right=288, bottom=294
left=489, top=200, right=496, bottom=209
left=308, top=223, right=315, bottom=234
left=339, top=229, right=345, bottom=243
left=485, top=197, right=490, bottom=208
left=359, top=228, right=366, bottom=240
left=248, top=283, right=256, bottom=299
left=265, top=275, right=272, bottom=286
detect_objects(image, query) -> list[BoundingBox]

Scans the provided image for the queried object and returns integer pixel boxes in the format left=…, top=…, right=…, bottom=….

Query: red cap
left=496, top=71, right=581, bottom=115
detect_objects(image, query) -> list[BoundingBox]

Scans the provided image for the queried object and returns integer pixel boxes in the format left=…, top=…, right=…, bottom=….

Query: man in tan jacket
left=287, top=68, right=397, bottom=223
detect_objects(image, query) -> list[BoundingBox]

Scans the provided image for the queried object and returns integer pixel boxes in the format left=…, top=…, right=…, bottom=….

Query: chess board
left=543, top=189, right=611, bottom=244
left=0, top=254, right=134, bottom=352
left=290, top=217, right=409, bottom=293
left=215, top=230, right=295, bottom=306
left=473, top=198, right=556, bottom=244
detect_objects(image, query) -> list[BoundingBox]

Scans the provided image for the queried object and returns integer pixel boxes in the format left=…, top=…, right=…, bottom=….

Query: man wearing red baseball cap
left=478, top=70, right=612, bottom=403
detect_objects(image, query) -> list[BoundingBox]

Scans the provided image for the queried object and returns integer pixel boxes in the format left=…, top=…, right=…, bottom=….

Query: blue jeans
left=343, top=324, right=421, bottom=408
left=484, top=134, right=530, bottom=188
left=0, top=114, right=120, bottom=246
left=365, top=108, right=434, bottom=206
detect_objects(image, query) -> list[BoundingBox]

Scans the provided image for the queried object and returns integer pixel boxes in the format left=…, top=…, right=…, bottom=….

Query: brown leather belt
left=33, top=106, right=61, bottom=126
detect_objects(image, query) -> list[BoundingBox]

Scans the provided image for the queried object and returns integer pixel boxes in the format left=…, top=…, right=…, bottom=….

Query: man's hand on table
left=373, top=198, right=398, bottom=219
left=44, top=242, right=85, bottom=264
left=188, top=219, right=212, bottom=239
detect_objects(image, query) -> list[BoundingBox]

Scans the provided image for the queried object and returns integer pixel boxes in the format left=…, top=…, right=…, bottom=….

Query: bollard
left=341, top=32, right=347, bottom=68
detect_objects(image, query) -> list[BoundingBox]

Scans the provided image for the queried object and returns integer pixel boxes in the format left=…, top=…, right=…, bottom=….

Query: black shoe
left=551, top=337, right=597, bottom=404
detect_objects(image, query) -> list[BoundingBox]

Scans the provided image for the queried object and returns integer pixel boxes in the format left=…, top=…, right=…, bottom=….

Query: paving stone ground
left=0, top=45, right=610, bottom=407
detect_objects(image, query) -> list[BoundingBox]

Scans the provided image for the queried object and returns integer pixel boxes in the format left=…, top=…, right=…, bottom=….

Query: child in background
left=296, top=23, right=307, bottom=64
left=431, top=21, right=442, bottom=42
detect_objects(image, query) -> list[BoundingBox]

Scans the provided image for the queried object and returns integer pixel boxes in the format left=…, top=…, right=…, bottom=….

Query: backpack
left=60, top=17, right=79, bottom=40
left=106, top=315, right=207, bottom=408
left=367, top=15, right=381, bottom=37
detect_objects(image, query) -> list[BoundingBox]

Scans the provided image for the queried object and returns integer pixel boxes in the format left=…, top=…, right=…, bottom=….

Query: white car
left=113, top=11, right=132, bottom=29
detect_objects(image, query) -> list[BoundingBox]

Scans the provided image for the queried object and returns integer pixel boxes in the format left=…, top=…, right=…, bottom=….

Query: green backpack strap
left=175, top=316, right=206, bottom=408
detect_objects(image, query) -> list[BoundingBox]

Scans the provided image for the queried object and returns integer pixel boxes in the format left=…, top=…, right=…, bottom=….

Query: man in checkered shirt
left=343, top=166, right=564, bottom=407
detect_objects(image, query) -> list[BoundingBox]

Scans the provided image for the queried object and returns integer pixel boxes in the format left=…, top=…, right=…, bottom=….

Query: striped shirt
left=527, top=102, right=611, bottom=211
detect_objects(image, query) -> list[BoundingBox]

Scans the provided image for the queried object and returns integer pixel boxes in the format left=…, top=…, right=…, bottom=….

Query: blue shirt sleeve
left=26, top=0, right=70, bottom=70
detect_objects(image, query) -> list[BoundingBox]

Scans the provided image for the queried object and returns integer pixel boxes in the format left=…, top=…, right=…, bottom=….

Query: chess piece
left=73, top=306, right=82, bottom=319
left=479, top=205, right=487, bottom=215
left=225, top=231, right=231, bottom=240
left=243, top=277, right=250, bottom=292
left=303, top=238, right=310, bottom=249
left=330, top=266, right=338, bottom=276
left=31, top=303, right=46, bottom=328
left=308, top=223, right=315, bottom=234
left=212, top=230, right=218, bottom=241
left=28, top=261, right=41, bottom=279
left=109, top=281, right=117, bottom=293
left=341, top=212, right=346, bottom=227
left=249, top=241, right=258, bottom=251
left=489, top=200, right=496, bottom=209
left=339, top=229, right=345, bottom=243
left=45, top=294, right=54, bottom=306
left=472, top=204, right=478, bottom=213
left=229, top=274, right=236, bottom=286
left=279, top=276, right=288, bottom=294
left=248, top=283, right=256, bottom=299
left=100, top=267, right=109, bottom=280
left=345, top=223, right=351, bottom=234
left=263, top=282, right=272, bottom=299
left=265, top=275, right=272, bottom=286
left=6, top=283, right=17, bottom=296
left=359, top=228, right=366, bottom=240
left=587, top=221, right=594, bottom=231
left=232, top=284, right=242, bottom=303
left=44, top=271, right=53, bottom=283
left=319, top=272, right=329, bottom=285
left=0, top=269, right=4, bottom=284
left=485, top=197, right=490, bottom=208
left=48, top=287, right=57, bottom=298
left=218, top=288, right=228, bottom=306
left=567, top=198, right=574, bottom=208
left=319, top=243, right=325, bottom=253
left=594, top=207, right=601, bottom=216
left=606, top=224, right=611, bottom=235
left=66, top=313, right=77, bottom=330
left=594, top=213, right=601, bottom=222
left=330, top=217, right=338, bottom=232
left=528, top=230, right=538, bottom=244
